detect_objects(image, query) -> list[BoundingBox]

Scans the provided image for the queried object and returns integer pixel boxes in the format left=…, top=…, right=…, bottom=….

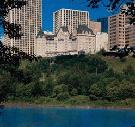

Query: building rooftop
left=77, top=25, right=95, bottom=35
left=37, top=29, right=45, bottom=38
left=53, top=8, right=89, bottom=13
left=60, top=26, right=69, bottom=32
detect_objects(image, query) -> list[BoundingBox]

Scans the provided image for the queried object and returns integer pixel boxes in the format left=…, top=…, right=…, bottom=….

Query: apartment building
left=53, top=9, right=90, bottom=34
left=109, top=12, right=135, bottom=49
left=35, top=25, right=96, bottom=57
left=4, top=0, right=42, bottom=55
left=89, top=20, right=101, bottom=34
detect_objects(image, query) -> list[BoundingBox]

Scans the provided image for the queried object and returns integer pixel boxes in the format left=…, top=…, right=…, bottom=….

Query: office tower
left=53, top=8, right=90, bottom=34
left=108, top=12, right=135, bottom=49
left=97, top=17, right=108, bottom=33
left=4, top=0, right=42, bottom=55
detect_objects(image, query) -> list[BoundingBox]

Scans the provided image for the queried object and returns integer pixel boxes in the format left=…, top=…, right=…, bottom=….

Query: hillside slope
left=101, top=56, right=135, bottom=72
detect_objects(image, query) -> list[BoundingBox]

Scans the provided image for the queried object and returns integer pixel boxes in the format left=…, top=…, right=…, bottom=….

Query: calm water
left=0, top=107, right=135, bottom=127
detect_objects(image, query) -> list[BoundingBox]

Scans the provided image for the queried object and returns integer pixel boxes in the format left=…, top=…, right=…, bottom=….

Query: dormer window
left=85, top=31, right=89, bottom=34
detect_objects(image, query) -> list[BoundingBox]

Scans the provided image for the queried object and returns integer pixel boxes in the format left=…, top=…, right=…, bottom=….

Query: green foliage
left=70, top=88, right=78, bottom=96
left=56, top=92, right=69, bottom=101
left=42, top=78, right=54, bottom=97
left=106, top=81, right=135, bottom=101
left=89, top=84, right=103, bottom=100
left=53, top=84, right=68, bottom=96
left=0, top=71, right=15, bottom=103
left=123, top=64, right=135, bottom=75
left=16, top=84, right=32, bottom=97
left=1, top=54, right=135, bottom=104
left=53, top=84, right=69, bottom=101
left=31, top=82, right=44, bottom=97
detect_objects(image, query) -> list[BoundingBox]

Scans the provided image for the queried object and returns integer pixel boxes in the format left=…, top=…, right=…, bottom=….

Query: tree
left=53, top=84, right=69, bottom=101
left=102, top=44, right=135, bottom=58
left=89, top=84, right=103, bottom=100
left=42, top=78, right=54, bottom=97
left=0, top=0, right=28, bottom=103
left=0, top=1, right=37, bottom=70
left=106, top=81, right=135, bottom=100
left=70, top=88, right=78, bottom=96
left=15, top=83, right=32, bottom=98
left=0, top=0, right=27, bottom=39
left=31, top=81, right=44, bottom=97
left=0, top=71, right=13, bottom=103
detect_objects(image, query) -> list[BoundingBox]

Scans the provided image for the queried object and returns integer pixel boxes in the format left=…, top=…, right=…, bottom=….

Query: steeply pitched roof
left=61, top=26, right=69, bottom=32
left=45, top=35, right=56, bottom=40
left=37, top=29, right=56, bottom=40
left=77, top=25, right=95, bottom=35
left=56, top=26, right=69, bottom=35
left=37, top=29, right=44, bottom=38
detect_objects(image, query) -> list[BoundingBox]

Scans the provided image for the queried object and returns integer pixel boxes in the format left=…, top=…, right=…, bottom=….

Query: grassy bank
left=4, top=96, right=135, bottom=109
left=101, top=56, right=135, bottom=72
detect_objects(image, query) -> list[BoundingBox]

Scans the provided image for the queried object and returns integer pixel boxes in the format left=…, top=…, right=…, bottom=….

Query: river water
left=0, top=107, right=135, bottom=127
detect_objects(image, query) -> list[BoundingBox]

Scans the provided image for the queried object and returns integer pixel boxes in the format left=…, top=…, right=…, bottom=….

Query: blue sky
left=42, top=0, right=112, bottom=31
left=0, top=0, right=116, bottom=37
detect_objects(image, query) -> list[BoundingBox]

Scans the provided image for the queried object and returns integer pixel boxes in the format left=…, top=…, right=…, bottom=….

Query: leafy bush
left=53, top=84, right=68, bottom=97
left=89, top=84, right=103, bottom=99
left=70, top=88, right=78, bottom=96
left=31, top=82, right=44, bottom=97
left=1, top=54, right=135, bottom=103
left=16, top=84, right=32, bottom=97
left=56, top=92, right=69, bottom=101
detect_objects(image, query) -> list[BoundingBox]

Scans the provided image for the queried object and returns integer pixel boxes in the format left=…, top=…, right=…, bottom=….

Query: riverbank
left=2, top=96, right=135, bottom=109
left=3, top=102, right=134, bottom=110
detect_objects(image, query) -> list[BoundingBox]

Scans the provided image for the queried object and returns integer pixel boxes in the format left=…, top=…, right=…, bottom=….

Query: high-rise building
left=97, top=17, right=108, bottom=33
left=89, top=20, right=101, bottom=34
left=108, top=12, right=135, bottom=49
left=4, top=0, right=42, bottom=55
left=53, top=9, right=90, bottom=34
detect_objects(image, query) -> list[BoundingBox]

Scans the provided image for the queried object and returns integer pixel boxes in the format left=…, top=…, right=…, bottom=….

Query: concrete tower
left=4, top=0, right=42, bottom=55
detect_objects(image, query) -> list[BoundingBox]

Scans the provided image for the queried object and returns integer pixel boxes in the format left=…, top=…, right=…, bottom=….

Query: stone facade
left=89, top=21, right=101, bottom=34
left=96, top=32, right=109, bottom=52
left=35, top=25, right=96, bottom=57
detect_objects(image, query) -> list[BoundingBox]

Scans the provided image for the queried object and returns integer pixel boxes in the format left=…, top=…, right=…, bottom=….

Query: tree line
left=1, top=54, right=135, bottom=103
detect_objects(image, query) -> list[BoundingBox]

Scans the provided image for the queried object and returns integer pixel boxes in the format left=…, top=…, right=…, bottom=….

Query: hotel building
left=35, top=25, right=96, bottom=57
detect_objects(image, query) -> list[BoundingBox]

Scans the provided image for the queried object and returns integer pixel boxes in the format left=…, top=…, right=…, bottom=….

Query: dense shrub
left=70, top=88, right=78, bottom=96
left=16, top=84, right=32, bottom=97
left=53, top=84, right=68, bottom=97
left=56, top=92, right=70, bottom=101
left=1, top=54, right=135, bottom=103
